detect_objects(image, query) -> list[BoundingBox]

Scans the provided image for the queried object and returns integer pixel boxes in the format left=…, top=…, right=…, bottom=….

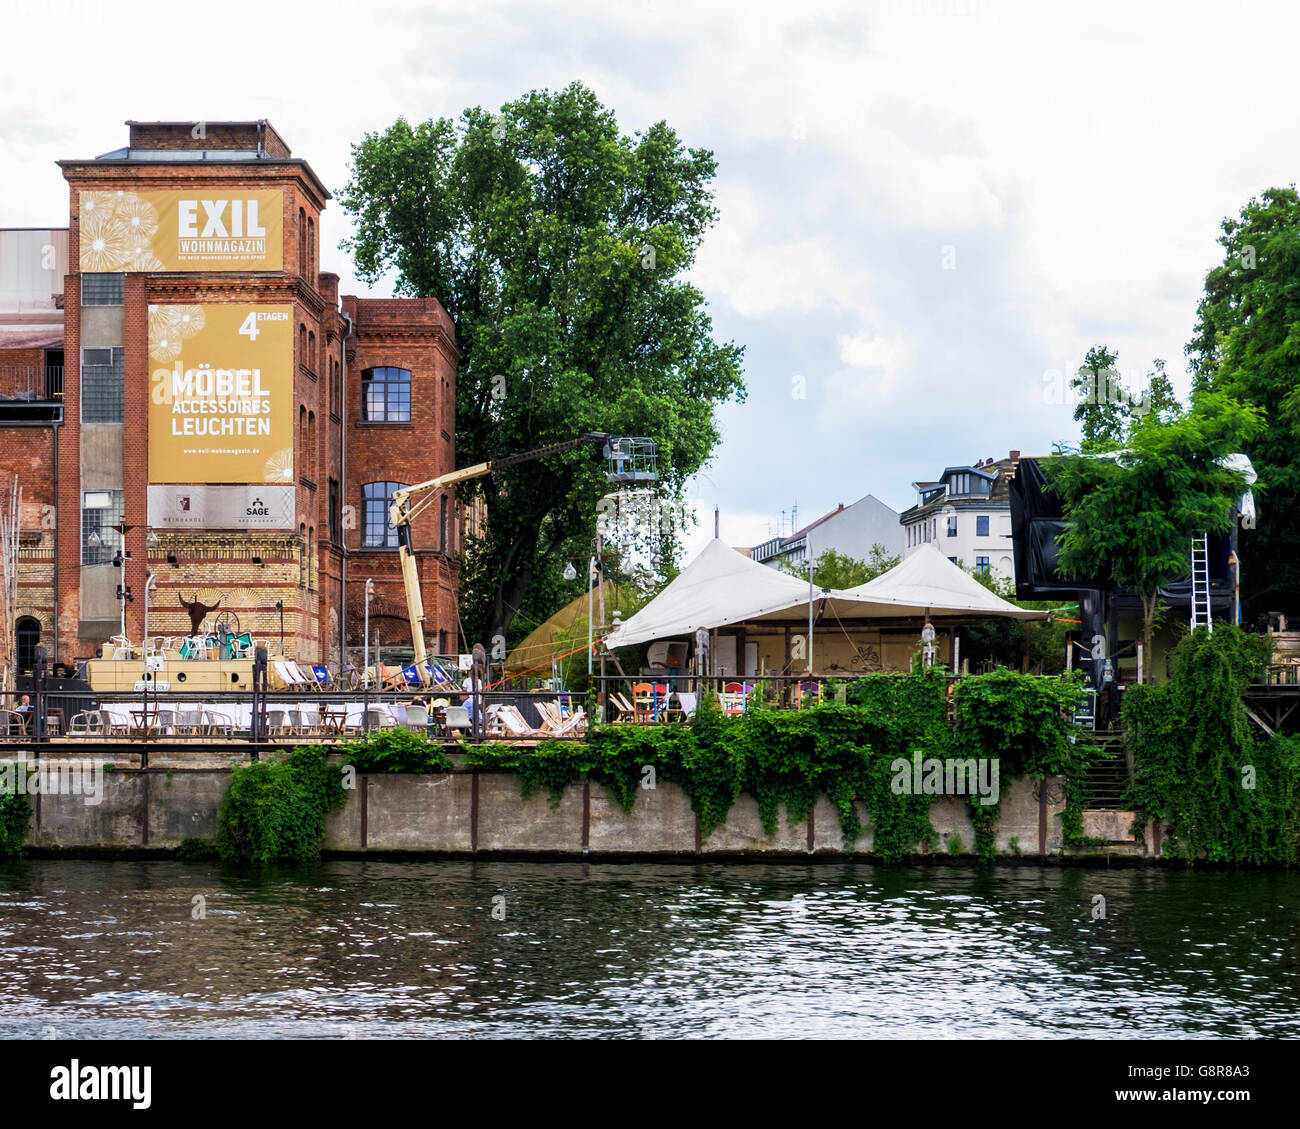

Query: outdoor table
left=130, top=709, right=160, bottom=738
left=320, top=709, right=348, bottom=736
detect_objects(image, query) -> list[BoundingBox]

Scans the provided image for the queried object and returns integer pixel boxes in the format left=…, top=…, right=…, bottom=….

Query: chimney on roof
left=1009, top=449, right=1020, bottom=460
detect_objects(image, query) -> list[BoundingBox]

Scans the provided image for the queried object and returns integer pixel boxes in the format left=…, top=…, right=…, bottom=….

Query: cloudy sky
left=3, top=0, right=1294, bottom=561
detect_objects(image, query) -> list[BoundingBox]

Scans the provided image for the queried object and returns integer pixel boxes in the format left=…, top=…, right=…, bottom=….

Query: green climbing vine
left=949, top=669, right=1095, bottom=856
left=1125, top=626, right=1297, bottom=864
left=336, top=727, right=454, bottom=774
left=0, top=790, right=31, bottom=858
left=216, top=746, right=347, bottom=864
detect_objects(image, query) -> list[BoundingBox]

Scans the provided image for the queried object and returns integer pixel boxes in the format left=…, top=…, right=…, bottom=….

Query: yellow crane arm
left=386, top=433, right=613, bottom=678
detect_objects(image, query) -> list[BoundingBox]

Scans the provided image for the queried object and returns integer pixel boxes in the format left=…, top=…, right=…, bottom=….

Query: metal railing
left=591, top=671, right=956, bottom=723
left=0, top=365, right=61, bottom=401
left=0, top=685, right=589, bottom=752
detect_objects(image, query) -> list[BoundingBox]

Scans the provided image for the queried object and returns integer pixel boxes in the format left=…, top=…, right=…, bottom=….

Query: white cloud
left=837, top=330, right=910, bottom=372
left=4, top=0, right=1296, bottom=544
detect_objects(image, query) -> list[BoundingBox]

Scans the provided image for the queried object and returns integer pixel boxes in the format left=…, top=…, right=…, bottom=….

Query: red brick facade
left=0, top=120, right=459, bottom=673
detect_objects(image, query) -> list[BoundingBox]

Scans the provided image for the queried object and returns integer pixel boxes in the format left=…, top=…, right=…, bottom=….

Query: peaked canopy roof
left=605, top=540, right=1048, bottom=649
left=828, top=544, right=1049, bottom=621
left=605, top=538, right=817, bottom=648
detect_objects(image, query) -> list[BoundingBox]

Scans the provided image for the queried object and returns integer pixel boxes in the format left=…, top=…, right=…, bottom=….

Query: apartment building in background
left=899, top=452, right=1021, bottom=584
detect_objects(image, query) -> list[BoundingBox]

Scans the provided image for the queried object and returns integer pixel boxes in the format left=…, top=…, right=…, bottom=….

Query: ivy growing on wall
left=1125, top=626, right=1298, bottom=864
left=949, top=669, right=1095, bottom=855
left=0, top=790, right=30, bottom=858
left=464, top=670, right=1092, bottom=859
left=216, top=746, right=347, bottom=864
left=336, top=728, right=454, bottom=774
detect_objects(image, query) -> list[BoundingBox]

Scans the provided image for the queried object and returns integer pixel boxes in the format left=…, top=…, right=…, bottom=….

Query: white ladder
left=1190, top=532, right=1213, bottom=632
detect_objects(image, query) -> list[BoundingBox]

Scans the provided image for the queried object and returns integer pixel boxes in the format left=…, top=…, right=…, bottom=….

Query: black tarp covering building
left=1008, top=456, right=1236, bottom=604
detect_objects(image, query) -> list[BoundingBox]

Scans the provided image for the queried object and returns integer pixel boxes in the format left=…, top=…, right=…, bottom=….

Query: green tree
left=1141, top=358, right=1180, bottom=421
left=338, top=83, right=746, bottom=643
left=1071, top=345, right=1129, bottom=452
left=1045, top=392, right=1262, bottom=680
left=776, top=545, right=900, bottom=588
left=1187, top=186, right=1300, bottom=618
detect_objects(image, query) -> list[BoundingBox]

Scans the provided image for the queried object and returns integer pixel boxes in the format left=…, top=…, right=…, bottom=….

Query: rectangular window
left=81, top=489, right=123, bottom=565
left=976, top=515, right=990, bottom=537
left=81, top=273, right=123, bottom=306
left=362, top=482, right=406, bottom=548
left=361, top=367, right=412, bottom=423
left=439, top=494, right=448, bottom=553
left=948, top=556, right=959, bottom=565
left=975, top=556, right=989, bottom=574
left=946, top=516, right=957, bottom=537
left=328, top=478, right=339, bottom=544
left=81, top=346, right=124, bottom=422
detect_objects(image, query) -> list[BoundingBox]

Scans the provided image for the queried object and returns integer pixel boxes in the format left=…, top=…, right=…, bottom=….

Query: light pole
left=807, top=553, right=814, bottom=674
left=88, top=523, right=158, bottom=652
left=587, top=554, right=597, bottom=677
left=363, top=578, right=374, bottom=685
left=143, top=571, right=156, bottom=671
left=115, top=582, right=133, bottom=647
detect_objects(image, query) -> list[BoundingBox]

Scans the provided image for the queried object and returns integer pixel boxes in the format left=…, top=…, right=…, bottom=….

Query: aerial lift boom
left=387, top=432, right=656, bottom=682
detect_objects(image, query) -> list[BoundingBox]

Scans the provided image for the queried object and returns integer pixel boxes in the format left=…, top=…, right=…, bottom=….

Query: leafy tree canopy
left=1187, top=185, right=1300, bottom=616
left=1071, top=345, right=1181, bottom=453
left=338, top=83, right=746, bottom=644
left=776, top=545, right=900, bottom=588
left=1046, top=391, right=1262, bottom=678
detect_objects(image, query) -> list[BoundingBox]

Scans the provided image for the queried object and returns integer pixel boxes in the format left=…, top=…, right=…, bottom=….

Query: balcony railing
left=0, top=365, right=62, bottom=402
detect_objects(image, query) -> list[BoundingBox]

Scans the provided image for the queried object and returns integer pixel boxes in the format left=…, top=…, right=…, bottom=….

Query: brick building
left=0, top=120, right=461, bottom=675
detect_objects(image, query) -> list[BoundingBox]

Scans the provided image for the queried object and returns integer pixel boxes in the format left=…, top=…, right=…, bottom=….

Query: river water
left=1, top=860, right=1297, bottom=1039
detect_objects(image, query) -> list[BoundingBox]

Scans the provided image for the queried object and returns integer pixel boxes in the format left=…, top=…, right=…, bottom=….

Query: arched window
left=299, top=405, right=307, bottom=467
left=362, top=482, right=408, bottom=548
left=307, top=411, right=316, bottom=475
left=16, top=616, right=40, bottom=675
left=299, top=324, right=307, bottom=368
left=308, top=331, right=316, bottom=373
left=361, top=367, right=411, bottom=422
left=298, top=207, right=306, bottom=275
left=308, top=525, right=315, bottom=590
left=307, top=215, right=315, bottom=279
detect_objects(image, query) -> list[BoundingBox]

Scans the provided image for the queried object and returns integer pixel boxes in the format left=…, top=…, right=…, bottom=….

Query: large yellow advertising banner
left=79, top=189, right=283, bottom=272
left=148, top=303, right=294, bottom=485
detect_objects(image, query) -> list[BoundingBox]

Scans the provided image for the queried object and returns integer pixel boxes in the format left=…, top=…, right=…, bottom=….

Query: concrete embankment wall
left=14, top=762, right=1159, bottom=858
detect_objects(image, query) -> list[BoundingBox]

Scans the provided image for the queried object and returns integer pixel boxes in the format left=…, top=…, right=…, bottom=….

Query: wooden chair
left=610, top=692, right=636, bottom=722
left=632, top=682, right=655, bottom=723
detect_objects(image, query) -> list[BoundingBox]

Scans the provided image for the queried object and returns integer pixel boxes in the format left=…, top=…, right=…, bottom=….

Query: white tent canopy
left=828, top=544, right=1049, bottom=621
left=605, top=540, right=1048, bottom=650
left=604, top=538, right=817, bottom=649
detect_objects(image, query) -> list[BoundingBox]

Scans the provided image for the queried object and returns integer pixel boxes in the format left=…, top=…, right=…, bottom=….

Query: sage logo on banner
left=147, top=485, right=295, bottom=531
